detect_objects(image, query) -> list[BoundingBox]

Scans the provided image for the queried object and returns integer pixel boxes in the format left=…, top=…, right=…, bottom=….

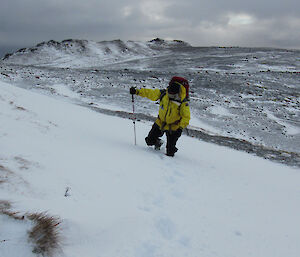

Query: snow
left=2, top=42, right=300, bottom=153
left=209, top=105, right=233, bottom=117
left=2, top=40, right=166, bottom=69
left=0, top=215, right=34, bottom=257
left=264, top=109, right=300, bottom=136
left=1, top=80, right=300, bottom=257
left=49, top=83, right=81, bottom=99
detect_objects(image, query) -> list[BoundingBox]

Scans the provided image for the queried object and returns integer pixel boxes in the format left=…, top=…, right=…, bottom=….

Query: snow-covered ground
left=1, top=80, right=300, bottom=257
left=1, top=40, right=299, bottom=153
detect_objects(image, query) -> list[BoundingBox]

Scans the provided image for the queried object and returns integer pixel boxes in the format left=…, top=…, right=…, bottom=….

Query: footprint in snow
left=155, top=217, right=176, bottom=240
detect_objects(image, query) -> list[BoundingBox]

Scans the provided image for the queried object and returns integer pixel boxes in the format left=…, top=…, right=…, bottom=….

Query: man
left=130, top=77, right=190, bottom=156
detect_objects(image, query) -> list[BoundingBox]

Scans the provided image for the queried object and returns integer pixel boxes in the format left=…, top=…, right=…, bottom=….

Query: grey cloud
left=1, top=0, right=300, bottom=54
left=165, top=0, right=300, bottom=19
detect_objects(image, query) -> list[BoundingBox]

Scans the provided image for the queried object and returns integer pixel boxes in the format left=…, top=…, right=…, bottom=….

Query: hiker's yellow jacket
left=136, top=85, right=190, bottom=131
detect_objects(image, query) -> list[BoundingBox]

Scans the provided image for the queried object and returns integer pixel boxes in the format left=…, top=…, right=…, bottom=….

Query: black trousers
left=145, top=123, right=182, bottom=156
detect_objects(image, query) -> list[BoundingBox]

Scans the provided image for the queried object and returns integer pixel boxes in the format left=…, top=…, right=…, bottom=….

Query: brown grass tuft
left=0, top=200, right=25, bottom=220
left=0, top=202, right=62, bottom=255
left=27, top=212, right=61, bottom=256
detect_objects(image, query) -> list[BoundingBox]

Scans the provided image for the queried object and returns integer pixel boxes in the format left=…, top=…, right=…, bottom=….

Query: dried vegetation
left=0, top=201, right=61, bottom=256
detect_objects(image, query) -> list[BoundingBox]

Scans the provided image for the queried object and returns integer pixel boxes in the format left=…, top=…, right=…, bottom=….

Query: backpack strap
left=159, top=89, right=167, bottom=101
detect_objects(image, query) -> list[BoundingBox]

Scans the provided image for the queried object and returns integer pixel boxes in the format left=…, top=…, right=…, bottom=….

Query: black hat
left=168, top=82, right=180, bottom=94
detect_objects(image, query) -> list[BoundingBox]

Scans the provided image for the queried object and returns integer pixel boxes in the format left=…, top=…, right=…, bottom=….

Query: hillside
left=1, top=39, right=299, bottom=156
left=1, top=80, right=300, bottom=257
left=1, top=38, right=190, bottom=68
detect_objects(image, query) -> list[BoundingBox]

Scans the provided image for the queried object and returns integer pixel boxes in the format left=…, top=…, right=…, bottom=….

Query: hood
left=167, top=84, right=186, bottom=103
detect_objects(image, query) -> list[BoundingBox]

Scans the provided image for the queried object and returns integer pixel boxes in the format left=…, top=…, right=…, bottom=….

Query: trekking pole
left=131, top=94, right=137, bottom=145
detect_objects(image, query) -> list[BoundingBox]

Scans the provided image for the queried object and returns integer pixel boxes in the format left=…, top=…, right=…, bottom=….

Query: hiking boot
left=166, top=153, right=174, bottom=157
left=154, top=139, right=163, bottom=150
left=166, top=147, right=178, bottom=156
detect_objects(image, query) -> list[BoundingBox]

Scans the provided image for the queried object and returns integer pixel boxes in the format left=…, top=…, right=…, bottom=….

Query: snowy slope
left=1, top=39, right=189, bottom=68
left=1, top=41, right=299, bottom=155
left=1, top=81, right=300, bottom=257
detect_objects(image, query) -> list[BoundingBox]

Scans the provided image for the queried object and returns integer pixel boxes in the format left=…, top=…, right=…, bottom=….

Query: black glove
left=176, top=128, right=183, bottom=136
left=170, top=128, right=182, bottom=137
left=130, top=87, right=137, bottom=95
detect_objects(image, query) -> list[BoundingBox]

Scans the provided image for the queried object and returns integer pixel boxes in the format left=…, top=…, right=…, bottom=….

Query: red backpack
left=169, top=76, right=190, bottom=99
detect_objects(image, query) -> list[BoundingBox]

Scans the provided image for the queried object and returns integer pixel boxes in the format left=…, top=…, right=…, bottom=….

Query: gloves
left=176, top=128, right=183, bottom=136
left=169, top=128, right=182, bottom=137
left=130, top=87, right=137, bottom=95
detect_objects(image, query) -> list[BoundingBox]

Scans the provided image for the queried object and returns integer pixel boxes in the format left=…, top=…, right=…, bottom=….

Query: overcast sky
left=1, top=0, right=300, bottom=56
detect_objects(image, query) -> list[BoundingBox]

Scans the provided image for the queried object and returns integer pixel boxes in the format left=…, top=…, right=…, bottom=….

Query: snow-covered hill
left=2, top=38, right=190, bottom=68
left=1, top=39, right=299, bottom=155
left=1, top=80, right=300, bottom=257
